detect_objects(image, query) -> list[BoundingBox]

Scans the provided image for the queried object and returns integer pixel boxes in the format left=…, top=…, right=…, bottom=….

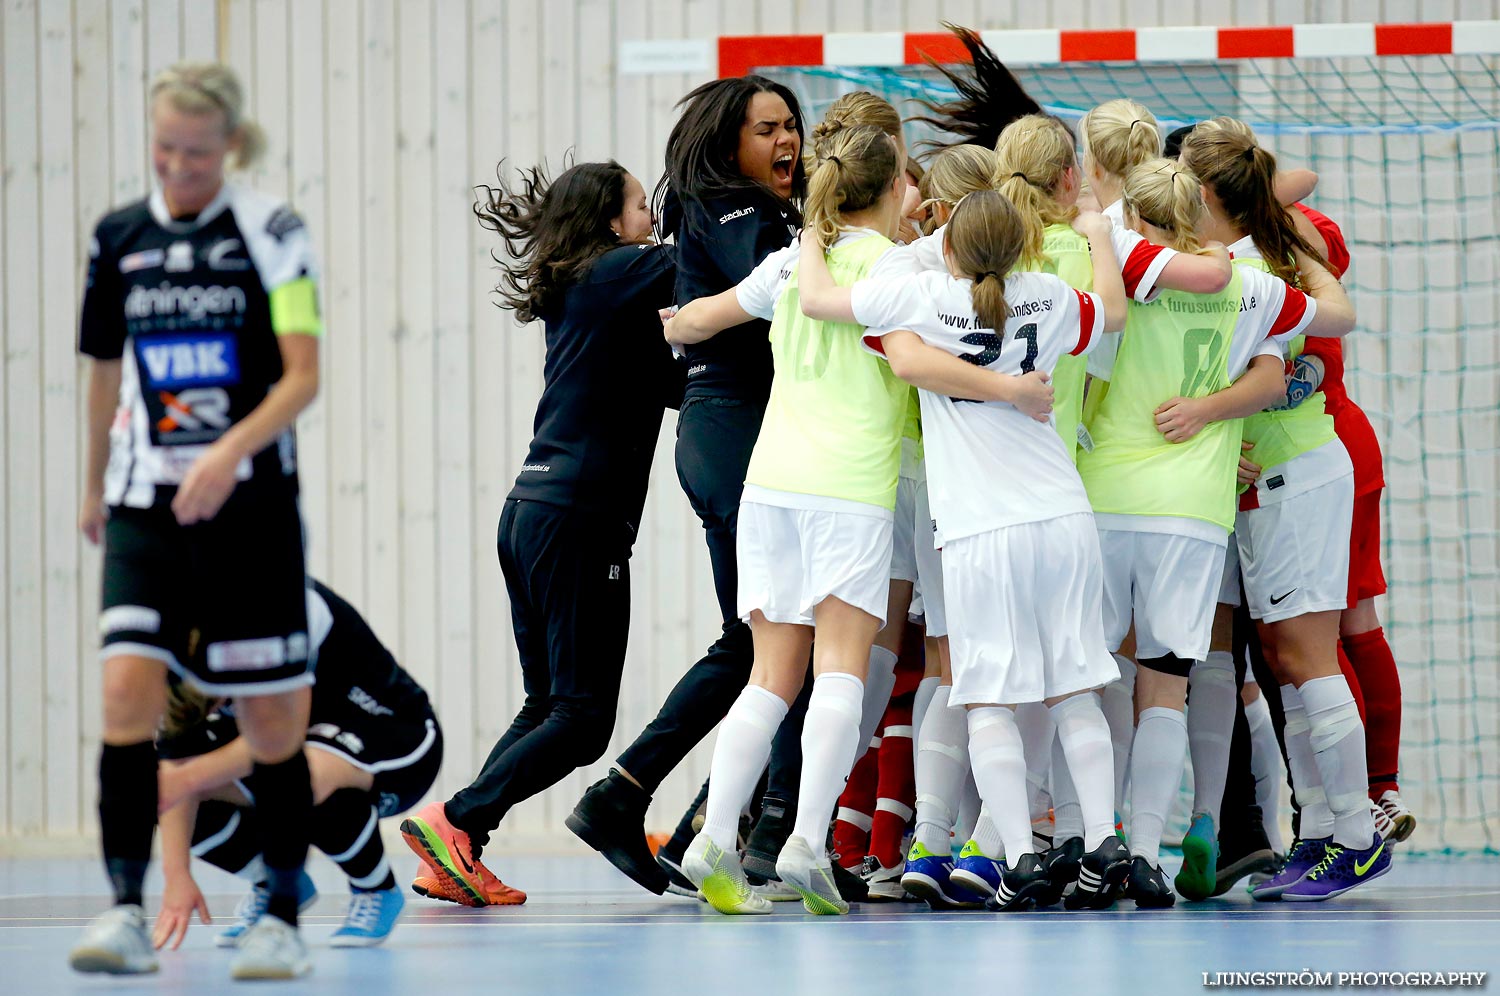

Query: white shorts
left=1218, top=538, right=1243, bottom=607
left=912, top=479, right=947, bottom=637
left=1098, top=527, right=1227, bottom=662
left=1235, top=471, right=1354, bottom=623
left=945, top=513, right=1119, bottom=705
left=737, top=500, right=894, bottom=628
left=890, top=475, right=920, bottom=583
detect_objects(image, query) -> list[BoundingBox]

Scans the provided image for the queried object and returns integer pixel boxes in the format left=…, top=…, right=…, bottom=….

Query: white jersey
left=735, top=227, right=910, bottom=321
left=851, top=269, right=1106, bottom=540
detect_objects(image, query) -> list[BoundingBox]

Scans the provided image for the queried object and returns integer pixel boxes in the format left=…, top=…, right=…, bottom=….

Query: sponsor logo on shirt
left=520, top=462, right=551, bottom=473
left=687, top=364, right=707, bottom=377
left=266, top=206, right=306, bottom=241
left=206, top=238, right=251, bottom=271
left=309, top=723, right=341, bottom=740
left=348, top=686, right=395, bottom=717
left=1011, top=298, right=1055, bottom=318
left=165, top=241, right=196, bottom=272
left=119, top=248, right=166, bottom=273
left=1163, top=296, right=1239, bottom=314
left=1266, top=474, right=1285, bottom=490
left=719, top=206, right=756, bottom=225
left=125, top=282, right=248, bottom=321
left=607, top=565, right=621, bottom=580
left=138, top=333, right=241, bottom=389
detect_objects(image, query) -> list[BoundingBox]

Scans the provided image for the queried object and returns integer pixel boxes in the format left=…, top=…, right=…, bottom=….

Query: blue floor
left=4, top=850, right=1497, bottom=994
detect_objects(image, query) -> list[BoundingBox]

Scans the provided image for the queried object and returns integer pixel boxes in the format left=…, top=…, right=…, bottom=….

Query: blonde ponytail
left=1080, top=98, right=1159, bottom=183
left=1121, top=158, right=1208, bottom=254
left=993, top=114, right=1078, bottom=265
left=150, top=61, right=265, bottom=170
left=804, top=124, right=901, bottom=250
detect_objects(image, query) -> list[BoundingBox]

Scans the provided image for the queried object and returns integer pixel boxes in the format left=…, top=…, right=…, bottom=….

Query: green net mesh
left=771, top=56, right=1500, bottom=854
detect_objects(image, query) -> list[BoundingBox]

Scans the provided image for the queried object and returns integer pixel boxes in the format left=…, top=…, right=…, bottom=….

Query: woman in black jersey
left=69, top=62, right=319, bottom=982
left=151, top=580, right=443, bottom=951
left=400, top=159, right=680, bottom=908
left=567, top=76, right=816, bottom=896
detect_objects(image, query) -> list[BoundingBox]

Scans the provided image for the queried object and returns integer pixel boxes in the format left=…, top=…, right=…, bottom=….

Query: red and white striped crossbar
left=711, top=22, right=1500, bottom=77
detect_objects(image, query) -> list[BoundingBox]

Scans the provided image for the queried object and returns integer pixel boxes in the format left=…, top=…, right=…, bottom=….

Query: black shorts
left=100, top=488, right=311, bottom=696
left=306, top=705, right=443, bottom=817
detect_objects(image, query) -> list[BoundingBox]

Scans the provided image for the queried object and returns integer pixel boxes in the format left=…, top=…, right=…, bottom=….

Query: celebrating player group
left=69, top=23, right=1411, bottom=983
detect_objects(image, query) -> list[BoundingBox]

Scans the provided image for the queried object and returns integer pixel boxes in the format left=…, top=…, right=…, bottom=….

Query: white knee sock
left=1015, top=701, right=1056, bottom=823
left=1281, top=683, right=1335, bottom=840
left=1244, top=690, right=1286, bottom=853
left=1051, top=693, right=1116, bottom=850
left=1298, top=674, right=1377, bottom=847
left=967, top=706, right=1032, bottom=861
left=954, top=772, right=981, bottom=843
left=856, top=645, right=900, bottom=766
left=912, top=675, right=941, bottom=773
left=1049, top=734, right=1083, bottom=842
left=971, top=806, right=1003, bottom=857
left=702, top=685, right=788, bottom=849
left=1187, top=651, right=1237, bottom=826
left=790, top=672, right=866, bottom=851
left=913, top=685, right=968, bottom=853
left=1127, top=706, right=1188, bottom=865
left=1100, top=654, right=1137, bottom=813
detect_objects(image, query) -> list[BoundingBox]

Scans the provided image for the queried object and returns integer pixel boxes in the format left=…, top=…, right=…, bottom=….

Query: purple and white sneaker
left=1250, top=838, right=1329, bottom=902
left=1282, top=834, right=1391, bottom=902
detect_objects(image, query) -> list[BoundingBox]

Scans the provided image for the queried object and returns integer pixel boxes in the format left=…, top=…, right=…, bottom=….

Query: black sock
left=248, top=752, right=313, bottom=925
left=99, top=741, right=159, bottom=907
left=313, top=789, right=394, bottom=892
left=190, top=800, right=263, bottom=877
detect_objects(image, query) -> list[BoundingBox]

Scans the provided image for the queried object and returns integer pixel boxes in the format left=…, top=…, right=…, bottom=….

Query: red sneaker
left=475, top=861, right=527, bottom=906
left=400, top=802, right=487, bottom=907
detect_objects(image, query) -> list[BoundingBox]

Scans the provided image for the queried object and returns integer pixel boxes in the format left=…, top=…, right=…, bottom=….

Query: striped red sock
left=1343, top=627, right=1402, bottom=796
left=868, top=696, right=916, bottom=870
left=833, top=741, right=880, bottom=867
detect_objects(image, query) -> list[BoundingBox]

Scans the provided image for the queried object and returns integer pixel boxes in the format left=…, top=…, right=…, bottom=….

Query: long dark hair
left=909, top=23, right=1041, bottom=151
left=474, top=158, right=630, bottom=324
left=654, top=75, right=807, bottom=237
left=1179, top=126, right=1328, bottom=286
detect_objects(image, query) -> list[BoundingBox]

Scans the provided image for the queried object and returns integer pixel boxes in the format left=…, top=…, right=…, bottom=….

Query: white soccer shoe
left=229, top=916, right=312, bottom=981
left=68, top=905, right=158, bottom=975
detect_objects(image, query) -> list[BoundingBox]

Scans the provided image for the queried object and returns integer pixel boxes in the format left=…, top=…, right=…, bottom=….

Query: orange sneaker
left=476, top=861, right=527, bottom=906
left=412, top=873, right=471, bottom=904
left=400, top=801, right=487, bottom=907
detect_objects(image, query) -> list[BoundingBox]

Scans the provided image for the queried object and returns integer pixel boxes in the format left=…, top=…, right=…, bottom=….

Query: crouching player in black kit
left=149, top=580, right=442, bottom=951
left=68, top=61, right=322, bottom=980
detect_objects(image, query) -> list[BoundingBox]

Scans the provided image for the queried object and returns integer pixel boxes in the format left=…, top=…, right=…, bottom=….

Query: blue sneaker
left=1251, top=838, right=1328, bottom=902
left=1282, top=835, right=1391, bottom=902
left=217, top=872, right=318, bottom=948
left=1174, top=812, right=1219, bottom=901
left=330, top=886, right=405, bottom=947
left=900, top=841, right=981, bottom=910
left=950, top=840, right=1004, bottom=900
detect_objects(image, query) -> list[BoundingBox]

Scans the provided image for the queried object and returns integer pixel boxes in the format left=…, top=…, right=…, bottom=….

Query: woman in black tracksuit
left=567, top=76, right=816, bottom=894
left=401, top=159, right=682, bottom=907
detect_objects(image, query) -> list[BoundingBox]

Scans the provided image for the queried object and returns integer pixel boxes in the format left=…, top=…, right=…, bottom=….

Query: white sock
left=1100, top=654, right=1136, bottom=813
left=967, top=706, right=1032, bottom=860
left=1051, top=693, right=1116, bottom=850
left=1187, top=651, right=1237, bottom=826
left=856, top=645, right=900, bottom=766
left=790, top=672, right=866, bottom=851
left=1281, top=683, right=1335, bottom=840
left=911, top=675, right=941, bottom=773
left=1298, top=674, right=1377, bottom=847
left=954, top=771, right=981, bottom=843
left=1015, top=701, right=1056, bottom=823
left=702, top=685, right=788, bottom=849
left=913, top=685, right=968, bottom=853
left=1127, top=706, right=1188, bottom=865
left=1049, top=734, right=1083, bottom=841
left=971, top=806, right=1003, bottom=857
left=1244, top=690, right=1286, bottom=853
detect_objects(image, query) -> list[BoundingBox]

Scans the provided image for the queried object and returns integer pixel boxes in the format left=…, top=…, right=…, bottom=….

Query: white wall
left=2, top=0, right=1496, bottom=849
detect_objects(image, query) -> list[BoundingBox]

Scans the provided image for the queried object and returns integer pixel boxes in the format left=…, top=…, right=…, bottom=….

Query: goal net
left=765, top=46, right=1500, bottom=854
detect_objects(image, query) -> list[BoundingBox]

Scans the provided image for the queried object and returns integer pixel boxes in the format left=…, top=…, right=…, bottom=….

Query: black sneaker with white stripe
left=1037, top=836, right=1084, bottom=906
left=1063, top=836, right=1130, bottom=910
left=983, top=853, right=1053, bottom=912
